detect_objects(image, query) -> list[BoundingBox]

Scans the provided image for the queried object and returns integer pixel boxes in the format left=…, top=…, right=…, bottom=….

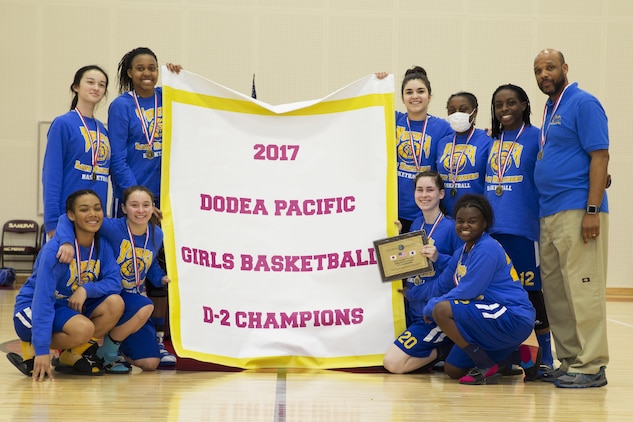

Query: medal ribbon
left=449, top=128, right=475, bottom=185
left=131, top=91, right=159, bottom=154
left=496, top=123, right=525, bottom=185
left=126, top=224, right=150, bottom=292
left=406, top=116, right=428, bottom=170
left=74, top=238, right=95, bottom=284
left=425, top=212, right=444, bottom=239
left=539, top=83, right=570, bottom=152
left=75, top=108, right=101, bottom=178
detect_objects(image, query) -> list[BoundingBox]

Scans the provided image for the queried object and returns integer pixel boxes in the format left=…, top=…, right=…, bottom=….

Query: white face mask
left=447, top=110, right=475, bottom=132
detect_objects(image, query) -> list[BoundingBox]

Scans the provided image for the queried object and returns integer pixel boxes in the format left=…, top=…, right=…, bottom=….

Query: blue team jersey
left=108, top=87, right=164, bottom=205
left=435, top=128, right=491, bottom=217
left=14, top=234, right=121, bottom=356
left=396, top=111, right=453, bottom=221
left=413, top=233, right=534, bottom=322
left=42, top=111, right=110, bottom=231
left=56, top=214, right=166, bottom=294
left=534, top=82, right=609, bottom=218
left=405, top=214, right=463, bottom=322
left=484, top=125, right=540, bottom=241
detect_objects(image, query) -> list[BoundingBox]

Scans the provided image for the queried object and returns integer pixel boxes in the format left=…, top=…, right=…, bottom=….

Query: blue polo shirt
left=534, top=82, right=609, bottom=218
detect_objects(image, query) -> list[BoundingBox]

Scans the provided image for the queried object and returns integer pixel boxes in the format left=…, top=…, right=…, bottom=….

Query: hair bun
left=405, top=66, right=427, bottom=77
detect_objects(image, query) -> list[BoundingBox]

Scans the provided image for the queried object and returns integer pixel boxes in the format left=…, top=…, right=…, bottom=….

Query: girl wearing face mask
left=435, top=92, right=492, bottom=216
left=376, top=67, right=453, bottom=233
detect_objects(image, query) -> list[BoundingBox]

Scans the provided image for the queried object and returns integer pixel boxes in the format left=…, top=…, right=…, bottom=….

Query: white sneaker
left=156, top=332, right=176, bottom=367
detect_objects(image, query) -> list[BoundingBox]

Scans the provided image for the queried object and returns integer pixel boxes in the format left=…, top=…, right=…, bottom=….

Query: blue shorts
left=393, top=321, right=452, bottom=358
left=117, top=291, right=154, bottom=326
left=120, top=320, right=160, bottom=360
left=492, top=233, right=541, bottom=291
left=444, top=298, right=533, bottom=369
left=13, top=296, right=112, bottom=342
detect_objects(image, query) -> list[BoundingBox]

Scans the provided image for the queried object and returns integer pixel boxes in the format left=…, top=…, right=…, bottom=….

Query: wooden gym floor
left=1, top=284, right=632, bottom=421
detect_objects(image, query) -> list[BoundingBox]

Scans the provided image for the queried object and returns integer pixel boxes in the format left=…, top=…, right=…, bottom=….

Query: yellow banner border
left=161, top=86, right=402, bottom=369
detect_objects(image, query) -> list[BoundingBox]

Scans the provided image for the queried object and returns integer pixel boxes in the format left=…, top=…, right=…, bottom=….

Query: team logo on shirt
left=80, top=128, right=111, bottom=165
left=134, top=106, right=163, bottom=140
left=56, top=258, right=100, bottom=298
left=439, top=144, right=477, bottom=175
left=117, top=239, right=154, bottom=291
left=488, top=140, right=524, bottom=177
left=396, top=127, right=431, bottom=170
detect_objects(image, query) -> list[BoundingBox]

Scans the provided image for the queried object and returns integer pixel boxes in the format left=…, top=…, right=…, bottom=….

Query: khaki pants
left=539, top=210, right=609, bottom=374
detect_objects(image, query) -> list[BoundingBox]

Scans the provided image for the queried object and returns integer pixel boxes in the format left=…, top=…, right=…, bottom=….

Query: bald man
left=532, top=48, right=610, bottom=388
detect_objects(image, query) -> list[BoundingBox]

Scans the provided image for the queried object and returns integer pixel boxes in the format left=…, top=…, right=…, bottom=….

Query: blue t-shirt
left=396, top=111, right=453, bottom=221
left=56, top=214, right=166, bottom=294
left=42, top=111, right=110, bottom=231
left=108, top=88, right=164, bottom=206
left=534, top=82, right=609, bottom=218
left=436, top=128, right=491, bottom=216
left=484, top=125, right=540, bottom=241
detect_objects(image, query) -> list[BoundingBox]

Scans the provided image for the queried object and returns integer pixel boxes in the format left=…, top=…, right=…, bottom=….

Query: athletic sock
left=71, top=337, right=99, bottom=355
left=20, top=341, right=35, bottom=361
left=60, top=338, right=99, bottom=366
left=97, top=334, right=121, bottom=362
left=537, top=332, right=554, bottom=367
left=518, top=344, right=538, bottom=366
left=462, top=343, right=496, bottom=371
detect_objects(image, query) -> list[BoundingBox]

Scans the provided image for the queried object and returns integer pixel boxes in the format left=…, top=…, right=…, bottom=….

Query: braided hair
left=490, top=84, right=531, bottom=139
left=117, top=47, right=158, bottom=94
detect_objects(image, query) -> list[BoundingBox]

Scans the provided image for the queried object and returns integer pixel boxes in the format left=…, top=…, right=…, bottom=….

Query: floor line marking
left=607, top=317, right=633, bottom=329
left=274, top=368, right=287, bottom=422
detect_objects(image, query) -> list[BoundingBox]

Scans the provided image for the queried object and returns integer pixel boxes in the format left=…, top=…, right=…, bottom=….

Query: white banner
left=161, top=69, right=402, bottom=368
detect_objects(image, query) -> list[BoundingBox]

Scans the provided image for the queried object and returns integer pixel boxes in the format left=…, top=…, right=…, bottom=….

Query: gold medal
left=146, top=150, right=155, bottom=159
left=495, top=185, right=503, bottom=196
left=450, top=188, right=457, bottom=197
left=537, top=150, right=543, bottom=160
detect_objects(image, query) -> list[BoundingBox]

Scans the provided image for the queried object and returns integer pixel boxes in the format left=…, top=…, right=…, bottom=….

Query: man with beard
left=532, top=49, right=610, bottom=388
